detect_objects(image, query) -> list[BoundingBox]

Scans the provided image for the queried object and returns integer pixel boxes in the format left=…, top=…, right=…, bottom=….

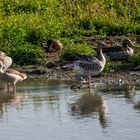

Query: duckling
left=42, top=39, right=63, bottom=57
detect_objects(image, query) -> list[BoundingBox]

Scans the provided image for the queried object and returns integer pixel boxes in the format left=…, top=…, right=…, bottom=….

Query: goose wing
left=74, top=54, right=96, bottom=62
left=102, top=45, right=124, bottom=53
left=75, top=58, right=102, bottom=73
left=6, top=69, right=27, bottom=79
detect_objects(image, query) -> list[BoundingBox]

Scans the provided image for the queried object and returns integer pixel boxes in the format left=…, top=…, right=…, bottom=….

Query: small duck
left=0, top=51, right=12, bottom=72
left=42, top=39, right=63, bottom=57
left=0, top=68, right=27, bottom=93
left=103, top=39, right=135, bottom=60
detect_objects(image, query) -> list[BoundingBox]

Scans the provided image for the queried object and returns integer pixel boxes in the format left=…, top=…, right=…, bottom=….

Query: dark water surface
left=0, top=80, right=140, bottom=140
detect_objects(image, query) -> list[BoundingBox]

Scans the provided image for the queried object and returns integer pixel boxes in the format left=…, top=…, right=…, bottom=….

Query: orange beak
left=104, top=43, right=111, bottom=48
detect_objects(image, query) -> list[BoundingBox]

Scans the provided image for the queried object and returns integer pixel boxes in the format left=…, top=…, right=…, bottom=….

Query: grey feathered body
left=103, top=39, right=134, bottom=60
left=74, top=49, right=106, bottom=76
left=105, top=47, right=133, bottom=60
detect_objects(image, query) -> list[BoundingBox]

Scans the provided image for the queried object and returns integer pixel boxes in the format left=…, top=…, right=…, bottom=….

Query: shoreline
left=23, top=67, right=140, bottom=87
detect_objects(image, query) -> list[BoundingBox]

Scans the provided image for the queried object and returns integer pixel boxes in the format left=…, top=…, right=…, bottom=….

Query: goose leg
left=7, top=82, right=10, bottom=92
left=88, top=74, right=92, bottom=93
left=13, top=83, right=16, bottom=93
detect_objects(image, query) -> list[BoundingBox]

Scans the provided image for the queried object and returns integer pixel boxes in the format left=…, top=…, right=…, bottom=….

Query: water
left=0, top=80, right=140, bottom=140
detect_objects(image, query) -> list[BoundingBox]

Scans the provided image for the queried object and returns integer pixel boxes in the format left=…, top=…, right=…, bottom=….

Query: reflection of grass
left=0, top=0, right=140, bottom=65
left=32, top=92, right=60, bottom=112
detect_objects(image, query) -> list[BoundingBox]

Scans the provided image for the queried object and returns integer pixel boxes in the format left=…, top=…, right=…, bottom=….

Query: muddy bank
left=18, top=35, right=140, bottom=88
left=20, top=65, right=140, bottom=87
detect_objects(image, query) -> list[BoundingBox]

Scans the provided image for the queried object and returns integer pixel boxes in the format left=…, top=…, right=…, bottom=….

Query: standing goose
left=64, top=42, right=109, bottom=92
left=0, top=51, right=12, bottom=72
left=103, top=39, right=135, bottom=60
left=42, top=39, right=63, bottom=57
left=0, top=69, right=27, bottom=93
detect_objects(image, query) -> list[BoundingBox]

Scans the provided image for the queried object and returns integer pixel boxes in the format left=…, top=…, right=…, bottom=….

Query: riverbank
left=14, top=35, right=140, bottom=88
left=17, top=63, right=140, bottom=88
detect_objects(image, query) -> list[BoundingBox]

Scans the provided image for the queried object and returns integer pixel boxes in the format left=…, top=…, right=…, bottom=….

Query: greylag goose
left=0, top=68, right=27, bottom=93
left=64, top=42, right=109, bottom=92
left=0, top=51, right=12, bottom=72
left=103, top=39, right=135, bottom=60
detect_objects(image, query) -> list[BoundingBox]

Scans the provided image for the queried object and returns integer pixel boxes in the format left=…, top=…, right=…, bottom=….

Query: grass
left=129, top=48, right=140, bottom=66
left=61, top=43, right=96, bottom=61
left=0, top=0, right=139, bottom=65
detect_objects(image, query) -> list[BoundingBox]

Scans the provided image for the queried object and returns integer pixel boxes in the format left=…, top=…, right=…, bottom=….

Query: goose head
left=122, top=39, right=135, bottom=48
left=0, top=51, right=6, bottom=57
left=97, top=42, right=110, bottom=50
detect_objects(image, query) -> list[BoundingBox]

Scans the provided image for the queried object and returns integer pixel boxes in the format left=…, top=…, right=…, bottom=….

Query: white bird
left=64, top=42, right=109, bottom=93
left=0, top=51, right=12, bottom=72
left=0, top=68, right=27, bottom=93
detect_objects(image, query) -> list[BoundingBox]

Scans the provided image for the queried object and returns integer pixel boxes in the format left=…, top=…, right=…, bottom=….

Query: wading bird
left=42, top=39, right=63, bottom=57
left=0, top=69, right=27, bottom=93
left=0, top=51, right=12, bottom=72
left=64, top=42, right=109, bottom=93
left=103, top=39, right=135, bottom=60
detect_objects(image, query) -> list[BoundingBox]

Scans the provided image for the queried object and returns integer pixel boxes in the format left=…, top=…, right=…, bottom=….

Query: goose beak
left=131, top=43, right=135, bottom=47
left=104, top=43, right=111, bottom=48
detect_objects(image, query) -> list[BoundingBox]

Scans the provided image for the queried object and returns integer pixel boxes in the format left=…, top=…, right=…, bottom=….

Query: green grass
left=129, top=48, right=140, bottom=65
left=0, top=0, right=139, bottom=65
left=61, top=43, right=96, bottom=61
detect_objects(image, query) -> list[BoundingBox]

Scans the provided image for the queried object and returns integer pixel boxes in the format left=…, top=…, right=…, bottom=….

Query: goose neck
left=97, top=49, right=105, bottom=62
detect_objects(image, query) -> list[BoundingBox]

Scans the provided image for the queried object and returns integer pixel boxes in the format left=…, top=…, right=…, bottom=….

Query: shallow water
left=0, top=80, right=140, bottom=140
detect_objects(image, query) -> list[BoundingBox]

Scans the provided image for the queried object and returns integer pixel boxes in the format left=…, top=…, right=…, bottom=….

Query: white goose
left=0, top=51, right=12, bottom=72
left=0, top=68, right=27, bottom=93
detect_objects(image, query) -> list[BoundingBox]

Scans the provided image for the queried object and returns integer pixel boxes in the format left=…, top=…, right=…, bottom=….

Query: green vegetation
left=61, top=44, right=96, bottom=60
left=129, top=48, right=140, bottom=65
left=0, top=0, right=139, bottom=65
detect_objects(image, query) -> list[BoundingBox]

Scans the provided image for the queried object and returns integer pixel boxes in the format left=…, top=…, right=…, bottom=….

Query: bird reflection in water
left=134, top=101, right=140, bottom=110
left=0, top=86, right=27, bottom=116
left=69, top=92, right=109, bottom=128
